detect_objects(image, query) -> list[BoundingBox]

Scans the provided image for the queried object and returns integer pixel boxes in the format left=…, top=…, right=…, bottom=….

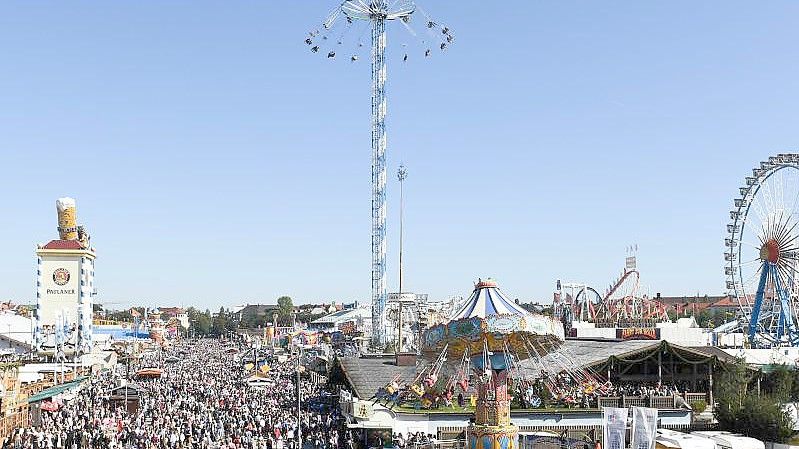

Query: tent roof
left=450, top=279, right=529, bottom=320
left=338, top=356, right=417, bottom=399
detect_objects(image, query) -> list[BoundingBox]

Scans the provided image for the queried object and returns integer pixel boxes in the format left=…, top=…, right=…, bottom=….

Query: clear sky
left=1, top=1, right=798, bottom=309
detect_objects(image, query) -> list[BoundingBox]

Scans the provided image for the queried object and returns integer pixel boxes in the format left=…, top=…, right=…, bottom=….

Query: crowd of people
left=1, top=339, right=361, bottom=449
left=602, top=382, right=686, bottom=398
left=0, top=336, right=706, bottom=448
left=518, top=374, right=694, bottom=410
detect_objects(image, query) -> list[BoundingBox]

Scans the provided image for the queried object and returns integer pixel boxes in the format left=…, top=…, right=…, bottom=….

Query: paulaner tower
left=35, top=198, right=96, bottom=356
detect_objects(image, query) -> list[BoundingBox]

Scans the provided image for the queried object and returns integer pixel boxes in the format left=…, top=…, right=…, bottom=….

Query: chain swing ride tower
left=307, top=1, right=454, bottom=346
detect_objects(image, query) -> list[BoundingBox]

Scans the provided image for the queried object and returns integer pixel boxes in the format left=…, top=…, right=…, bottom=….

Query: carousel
left=417, top=278, right=565, bottom=449
left=371, top=280, right=619, bottom=448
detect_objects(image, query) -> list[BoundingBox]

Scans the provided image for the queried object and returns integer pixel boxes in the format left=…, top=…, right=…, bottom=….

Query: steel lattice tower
left=370, top=8, right=388, bottom=346
left=307, top=0, right=451, bottom=346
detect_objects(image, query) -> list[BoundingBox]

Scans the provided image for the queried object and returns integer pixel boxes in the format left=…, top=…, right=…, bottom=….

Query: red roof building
left=709, top=296, right=739, bottom=313
left=158, top=307, right=185, bottom=317
left=41, top=240, right=84, bottom=250
left=673, top=302, right=712, bottom=316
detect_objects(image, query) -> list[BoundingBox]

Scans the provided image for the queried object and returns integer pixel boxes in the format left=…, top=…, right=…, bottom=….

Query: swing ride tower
left=306, top=1, right=453, bottom=346
left=421, top=279, right=564, bottom=449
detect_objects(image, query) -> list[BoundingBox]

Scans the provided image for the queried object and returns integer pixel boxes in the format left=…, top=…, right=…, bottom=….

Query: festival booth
left=109, top=384, right=143, bottom=414
left=26, top=376, right=88, bottom=427
left=134, top=368, right=163, bottom=379
left=288, top=330, right=321, bottom=347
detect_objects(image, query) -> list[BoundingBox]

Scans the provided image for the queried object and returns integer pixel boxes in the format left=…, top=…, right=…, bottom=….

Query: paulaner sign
left=38, top=257, right=82, bottom=326
left=46, top=288, right=76, bottom=295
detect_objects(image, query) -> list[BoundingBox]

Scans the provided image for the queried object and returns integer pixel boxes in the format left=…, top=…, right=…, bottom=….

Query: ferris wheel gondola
left=726, top=153, right=799, bottom=348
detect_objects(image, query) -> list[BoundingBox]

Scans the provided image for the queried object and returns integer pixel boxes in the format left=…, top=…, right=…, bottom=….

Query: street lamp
left=396, top=165, right=408, bottom=353
left=296, top=345, right=304, bottom=449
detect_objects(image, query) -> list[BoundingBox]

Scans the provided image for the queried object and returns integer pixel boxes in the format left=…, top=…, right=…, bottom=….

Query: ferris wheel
left=726, top=154, right=799, bottom=348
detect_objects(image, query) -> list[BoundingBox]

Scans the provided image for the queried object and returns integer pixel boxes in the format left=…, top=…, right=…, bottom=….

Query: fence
left=661, top=422, right=719, bottom=432
left=597, top=392, right=709, bottom=410
left=0, top=412, right=27, bottom=440
left=437, top=425, right=600, bottom=444
left=436, top=421, right=717, bottom=447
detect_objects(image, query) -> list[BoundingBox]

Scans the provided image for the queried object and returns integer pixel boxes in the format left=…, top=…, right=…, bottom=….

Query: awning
left=27, top=377, right=88, bottom=403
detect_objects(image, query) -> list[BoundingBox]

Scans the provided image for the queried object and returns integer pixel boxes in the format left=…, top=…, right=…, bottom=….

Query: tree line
left=103, top=296, right=315, bottom=337
left=714, top=359, right=796, bottom=443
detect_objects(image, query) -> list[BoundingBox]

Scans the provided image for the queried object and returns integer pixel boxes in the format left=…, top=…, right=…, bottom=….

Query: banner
left=631, top=407, right=658, bottom=449
left=603, top=407, right=628, bottom=449
left=616, top=328, right=660, bottom=340
left=352, top=400, right=374, bottom=419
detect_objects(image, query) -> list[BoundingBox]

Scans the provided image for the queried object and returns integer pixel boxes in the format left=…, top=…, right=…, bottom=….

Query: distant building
left=157, top=307, right=189, bottom=329
left=655, top=293, right=728, bottom=305
left=310, top=306, right=328, bottom=316
left=517, top=301, right=548, bottom=314
left=654, top=293, right=735, bottom=316
left=672, top=302, right=712, bottom=316
left=309, top=307, right=372, bottom=334
left=0, top=313, right=34, bottom=354
left=238, top=304, right=280, bottom=323
left=707, top=296, right=739, bottom=314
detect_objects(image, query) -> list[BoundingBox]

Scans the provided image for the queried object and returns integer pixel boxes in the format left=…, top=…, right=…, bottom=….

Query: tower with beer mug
left=35, top=198, right=96, bottom=356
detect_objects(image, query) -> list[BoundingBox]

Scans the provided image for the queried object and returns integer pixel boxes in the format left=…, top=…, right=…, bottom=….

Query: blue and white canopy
left=451, top=279, right=530, bottom=320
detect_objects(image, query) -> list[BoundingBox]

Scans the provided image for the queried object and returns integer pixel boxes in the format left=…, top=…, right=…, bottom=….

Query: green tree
left=107, top=309, right=134, bottom=323
left=212, top=307, right=229, bottom=336
left=714, top=358, right=750, bottom=429
left=762, top=366, right=793, bottom=402
left=696, top=309, right=713, bottom=327
left=715, top=360, right=795, bottom=443
left=735, top=396, right=794, bottom=443
left=189, top=308, right=212, bottom=337
left=791, top=370, right=799, bottom=401
left=278, top=296, right=294, bottom=318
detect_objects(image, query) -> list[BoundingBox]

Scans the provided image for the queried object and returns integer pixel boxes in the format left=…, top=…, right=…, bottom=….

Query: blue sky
left=1, top=1, right=798, bottom=309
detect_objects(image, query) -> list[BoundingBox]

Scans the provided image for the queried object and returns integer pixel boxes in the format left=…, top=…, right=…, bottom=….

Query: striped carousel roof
left=451, top=278, right=530, bottom=320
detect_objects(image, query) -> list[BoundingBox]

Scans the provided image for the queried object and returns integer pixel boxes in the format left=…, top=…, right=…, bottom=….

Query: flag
left=630, top=407, right=657, bottom=449
left=603, top=407, right=628, bottom=449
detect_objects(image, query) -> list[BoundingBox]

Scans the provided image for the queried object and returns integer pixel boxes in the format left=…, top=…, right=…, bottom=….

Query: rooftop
left=534, top=339, right=657, bottom=371
left=339, top=339, right=746, bottom=399
left=338, top=356, right=417, bottom=398
left=654, top=295, right=730, bottom=305
left=311, top=308, right=369, bottom=324
left=41, top=240, right=84, bottom=250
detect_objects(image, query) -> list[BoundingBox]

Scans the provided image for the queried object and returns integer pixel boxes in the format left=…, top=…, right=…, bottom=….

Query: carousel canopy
left=421, top=278, right=565, bottom=360
left=451, top=279, right=529, bottom=320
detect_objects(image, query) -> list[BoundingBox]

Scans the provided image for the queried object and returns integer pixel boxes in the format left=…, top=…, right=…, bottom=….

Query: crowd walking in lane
left=2, top=339, right=356, bottom=449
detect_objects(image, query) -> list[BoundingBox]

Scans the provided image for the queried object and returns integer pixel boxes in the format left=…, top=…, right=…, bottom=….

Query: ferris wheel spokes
left=728, top=156, right=799, bottom=347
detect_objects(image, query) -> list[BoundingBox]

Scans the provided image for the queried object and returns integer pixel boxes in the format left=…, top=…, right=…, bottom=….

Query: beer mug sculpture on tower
left=56, top=197, right=78, bottom=241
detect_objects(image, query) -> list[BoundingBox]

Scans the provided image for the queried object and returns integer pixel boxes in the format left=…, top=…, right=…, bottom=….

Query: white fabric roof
left=0, top=313, right=33, bottom=345
left=451, top=281, right=529, bottom=320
